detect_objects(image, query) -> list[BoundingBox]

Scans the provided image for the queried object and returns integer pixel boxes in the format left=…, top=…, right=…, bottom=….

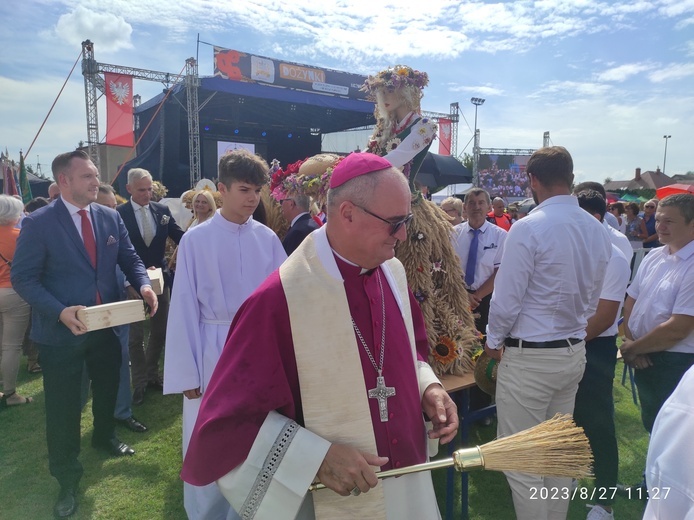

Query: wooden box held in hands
left=76, top=300, right=146, bottom=332
left=147, top=268, right=164, bottom=295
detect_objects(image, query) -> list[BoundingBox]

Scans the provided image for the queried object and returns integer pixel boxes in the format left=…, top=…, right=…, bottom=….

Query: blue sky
left=1, top=0, right=692, bottom=183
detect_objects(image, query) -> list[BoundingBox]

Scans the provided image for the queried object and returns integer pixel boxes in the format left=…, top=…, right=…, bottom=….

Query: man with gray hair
left=117, top=168, right=184, bottom=406
left=280, top=191, right=319, bottom=255
left=453, top=188, right=506, bottom=334
left=181, top=153, right=458, bottom=519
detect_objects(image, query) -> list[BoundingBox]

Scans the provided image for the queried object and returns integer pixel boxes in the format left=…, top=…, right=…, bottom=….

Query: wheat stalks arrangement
left=309, top=414, right=592, bottom=492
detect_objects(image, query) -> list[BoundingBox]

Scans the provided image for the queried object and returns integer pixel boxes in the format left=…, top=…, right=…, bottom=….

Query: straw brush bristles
left=471, top=414, right=593, bottom=478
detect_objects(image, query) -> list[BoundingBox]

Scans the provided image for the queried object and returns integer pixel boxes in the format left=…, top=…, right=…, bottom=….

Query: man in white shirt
left=621, top=193, right=694, bottom=434
left=573, top=182, right=631, bottom=261
left=485, top=146, right=612, bottom=520
left=452, top=188, right=506, bottom=335
left=573, top=190, right=630, bottom=520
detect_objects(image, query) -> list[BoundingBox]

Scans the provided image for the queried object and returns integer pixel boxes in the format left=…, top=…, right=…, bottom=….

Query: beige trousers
left=495, top=341, right=586, bottom=520
left=0, top=288, right=31, bottom=393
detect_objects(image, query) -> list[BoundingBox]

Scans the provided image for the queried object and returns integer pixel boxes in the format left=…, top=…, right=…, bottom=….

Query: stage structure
left=82, top=41, right=459, bottom=196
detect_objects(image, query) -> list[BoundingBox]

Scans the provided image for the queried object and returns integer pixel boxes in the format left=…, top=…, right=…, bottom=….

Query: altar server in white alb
left=164, top=149, right=286, bottom=520
left=181, top=153, right=458, bottom=519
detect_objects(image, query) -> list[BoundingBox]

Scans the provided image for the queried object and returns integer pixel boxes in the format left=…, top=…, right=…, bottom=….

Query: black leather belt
left=505, top=337, right=581, bottom=348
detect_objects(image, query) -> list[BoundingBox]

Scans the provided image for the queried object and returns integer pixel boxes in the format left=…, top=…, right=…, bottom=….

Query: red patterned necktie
left=78, top=209, right=101, bottom=304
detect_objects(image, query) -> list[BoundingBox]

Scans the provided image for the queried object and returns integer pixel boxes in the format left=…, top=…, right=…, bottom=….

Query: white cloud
left=658, top=0, right=694, bottom=18
left=595, top=62, right=654, bottom=82
left=531, top=80, right=613, bottom=98
left=675, top=16, right=694, bottom=29
left=648, top=62, right=694, bottom=82
left=448, top=85, right=505, bottom=97
left=54, top=6, right=133, bottom=52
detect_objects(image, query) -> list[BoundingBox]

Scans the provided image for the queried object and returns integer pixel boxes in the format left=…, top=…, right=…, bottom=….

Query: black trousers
left=635, top=350, right=694, bottom=433
left=573, top=336, right=618, bottom=505
left=38, top=329, right=121, bottom=488
left=471, top=292, right=493, bottom=409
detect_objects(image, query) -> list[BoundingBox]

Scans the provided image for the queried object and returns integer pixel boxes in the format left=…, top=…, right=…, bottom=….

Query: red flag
left=105, top=72, right=134, bottom=147
left=438, top=118, right=452, bottom=156
left=3, top=164, right=19, bottom=196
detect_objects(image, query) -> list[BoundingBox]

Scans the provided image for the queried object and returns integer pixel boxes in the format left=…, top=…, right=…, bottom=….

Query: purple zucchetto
left=329, top=153, right=393, bottom=189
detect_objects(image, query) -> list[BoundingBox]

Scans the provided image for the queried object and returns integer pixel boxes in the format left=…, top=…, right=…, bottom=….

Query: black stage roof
left=120, top=76, right=376, bottom=196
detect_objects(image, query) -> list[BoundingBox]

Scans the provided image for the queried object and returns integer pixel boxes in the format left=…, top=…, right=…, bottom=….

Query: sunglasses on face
left=354, top=204, right=413, bottom=236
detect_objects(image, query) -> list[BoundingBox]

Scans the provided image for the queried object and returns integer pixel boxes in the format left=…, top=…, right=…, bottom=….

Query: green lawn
left=0, top=362, right=648, bottom=519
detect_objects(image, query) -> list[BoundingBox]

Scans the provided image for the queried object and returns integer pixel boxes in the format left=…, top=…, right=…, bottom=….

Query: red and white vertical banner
left=438, top=118, right=452, bottom=156
left=105, top=72, right=134, bottom=147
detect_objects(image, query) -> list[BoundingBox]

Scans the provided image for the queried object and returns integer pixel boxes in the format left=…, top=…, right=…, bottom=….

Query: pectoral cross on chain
left=368, top=371, right=396, bottom=422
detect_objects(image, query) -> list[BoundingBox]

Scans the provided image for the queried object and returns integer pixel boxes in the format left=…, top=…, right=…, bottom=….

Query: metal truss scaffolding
left=80, top=40, right=197, bottom=180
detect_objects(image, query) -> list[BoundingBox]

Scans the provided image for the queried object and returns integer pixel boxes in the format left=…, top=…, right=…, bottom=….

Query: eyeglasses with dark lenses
left=645, top=205, right=655, bottom=209
left=354, top=204, right=413, bottom=236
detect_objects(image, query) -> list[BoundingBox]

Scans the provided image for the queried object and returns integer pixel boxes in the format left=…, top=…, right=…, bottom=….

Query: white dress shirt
left=598, top=245, right=630, bottom=338
left=644, top=365, right=694, bottom=519
left=604, top=219, right=633, bottom=263
left=61, top=197, right=95, bottom=242
left=486, top=195, right=612, bottom=348
left=627, top=240, right=694, bottom=354
left=130, top=199, right=156, bottom=240
left=452, top=220, right=507, bottom=291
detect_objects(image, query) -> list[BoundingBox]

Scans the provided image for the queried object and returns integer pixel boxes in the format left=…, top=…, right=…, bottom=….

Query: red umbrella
left=656, top=183, right=694, bottom=199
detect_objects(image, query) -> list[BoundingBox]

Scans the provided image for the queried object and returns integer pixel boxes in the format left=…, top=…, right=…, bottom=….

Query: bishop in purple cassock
left=182, top=153, right=458, bottom=520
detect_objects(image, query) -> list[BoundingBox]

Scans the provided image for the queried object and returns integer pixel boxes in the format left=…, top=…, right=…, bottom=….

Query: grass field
left=0, top=361, right=649, bottom=519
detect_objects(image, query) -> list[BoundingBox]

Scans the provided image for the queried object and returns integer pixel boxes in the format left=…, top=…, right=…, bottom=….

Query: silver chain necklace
left=351, top=269, right=396, bottom=422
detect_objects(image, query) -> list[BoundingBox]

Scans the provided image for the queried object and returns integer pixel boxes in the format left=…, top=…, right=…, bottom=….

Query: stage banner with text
left=105, top=72, right=134, bottom=147
left=438, top=118, right=452, bottom=155
left=213, top=47, right=368, bottom=100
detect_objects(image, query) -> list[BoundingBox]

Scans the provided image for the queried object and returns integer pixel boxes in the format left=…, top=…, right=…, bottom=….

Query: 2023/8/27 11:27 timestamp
left=529, top=486, right=671, bottom=501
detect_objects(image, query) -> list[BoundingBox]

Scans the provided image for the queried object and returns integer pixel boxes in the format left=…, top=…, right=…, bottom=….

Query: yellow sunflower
left=433, top=335, right=458, bottom=365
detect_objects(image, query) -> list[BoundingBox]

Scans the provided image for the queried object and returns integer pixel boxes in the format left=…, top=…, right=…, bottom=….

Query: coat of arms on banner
left=109, top=80, right=130, bottom=105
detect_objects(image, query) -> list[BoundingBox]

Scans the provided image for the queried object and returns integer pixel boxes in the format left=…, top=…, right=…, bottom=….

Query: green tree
left=461, top=153, right=473, bottom=171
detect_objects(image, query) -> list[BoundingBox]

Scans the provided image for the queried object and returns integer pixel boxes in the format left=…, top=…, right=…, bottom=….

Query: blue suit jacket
left=11, top=198, right=151, bottom=347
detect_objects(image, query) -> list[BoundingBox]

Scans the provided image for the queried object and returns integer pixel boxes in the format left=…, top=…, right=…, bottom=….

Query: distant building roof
left=670, top=173, right=694, bottom=184
left=603, top=167, right=673, bottom=191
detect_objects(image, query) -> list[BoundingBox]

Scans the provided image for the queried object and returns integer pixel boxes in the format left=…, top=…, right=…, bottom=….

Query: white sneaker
left=586, top=504, right=614, bottom=520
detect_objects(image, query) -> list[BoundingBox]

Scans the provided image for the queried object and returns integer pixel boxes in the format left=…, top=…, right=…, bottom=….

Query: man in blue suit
left=11, top=150, right=158, bottom=519
left=117, top=168, right=184, bottom=405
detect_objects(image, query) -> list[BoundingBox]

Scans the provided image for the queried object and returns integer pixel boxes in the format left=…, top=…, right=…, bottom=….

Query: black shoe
left=116, top=415, right=148, bottom=433
left=54, top=486, right=77, bottom=518
left=92, top=437, right=135, bottom=457
left=147, top=378, right=164, bottom=391
left=132, top=386, right=146, bottom=406
left=616, top=479, right=648, bottom=501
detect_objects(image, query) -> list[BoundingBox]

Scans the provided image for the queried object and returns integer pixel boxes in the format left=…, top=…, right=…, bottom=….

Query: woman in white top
left=608, top=202, right=627, bottom=234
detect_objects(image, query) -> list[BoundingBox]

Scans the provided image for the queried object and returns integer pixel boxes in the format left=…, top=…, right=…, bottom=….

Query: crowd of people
left=445, top=166, right=693, bottom=520
left=2, top=63, right=693, bottom=520
left=479, top=162, right=533, bottom=199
